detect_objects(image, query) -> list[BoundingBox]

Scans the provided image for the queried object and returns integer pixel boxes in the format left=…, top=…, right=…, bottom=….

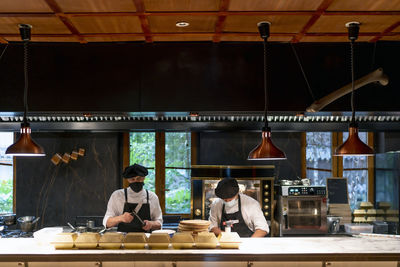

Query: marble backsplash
left=16, top=132, right=122, bottom=228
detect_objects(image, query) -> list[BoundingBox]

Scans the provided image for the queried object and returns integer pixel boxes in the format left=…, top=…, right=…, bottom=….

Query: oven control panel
left=281, top=186, right=326, bottom=196
left=261, top=179, right=273, bottom=222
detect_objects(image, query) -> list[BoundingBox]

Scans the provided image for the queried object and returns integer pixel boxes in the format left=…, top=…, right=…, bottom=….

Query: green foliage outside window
left=165, top=132, right=191, bottom=214
left=129, top=132, right=191, bottom=214
left=0, top=178, right=13, bottom=212
left=129, top=132, right=156, bottom=192
left=0, top=132, right=14, bottom=213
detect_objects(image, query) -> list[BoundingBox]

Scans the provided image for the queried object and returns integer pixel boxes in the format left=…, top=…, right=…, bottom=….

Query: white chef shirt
left=103, top=187, right=163, bottom=227
left=208, top=193, right=269, bottom=234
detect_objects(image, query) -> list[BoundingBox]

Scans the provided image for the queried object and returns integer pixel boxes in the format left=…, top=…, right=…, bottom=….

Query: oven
left=277, top=186, right=327, bottom=235
left=191, top=165, right=275, bottom=236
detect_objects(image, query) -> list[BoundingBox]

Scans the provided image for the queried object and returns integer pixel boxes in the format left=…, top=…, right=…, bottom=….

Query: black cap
left=215, top=178, right=239, bottom=199
left=122, top=164, right=148, bottom=178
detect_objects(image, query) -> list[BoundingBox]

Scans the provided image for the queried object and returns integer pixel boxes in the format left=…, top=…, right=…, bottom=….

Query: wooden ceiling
left=0, top=0, right=399, bottom=43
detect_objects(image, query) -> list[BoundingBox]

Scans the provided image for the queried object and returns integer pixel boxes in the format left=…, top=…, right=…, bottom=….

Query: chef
left=209, top=178, right=269, bottom=237
left=103, top=163, right=162, bottom=232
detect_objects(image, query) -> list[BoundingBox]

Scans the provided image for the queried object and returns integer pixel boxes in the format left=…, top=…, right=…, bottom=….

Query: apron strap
left=133, top=189, right=149, bottom=214
left=124, top=188, right=128, bottom=203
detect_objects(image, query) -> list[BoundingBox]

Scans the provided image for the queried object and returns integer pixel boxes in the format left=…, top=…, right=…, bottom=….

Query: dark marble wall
left=198, top=131, right=303, bottom=180
left=16, top=132, right=122, bottom=228
left=376, top=132, right=400, bottom=153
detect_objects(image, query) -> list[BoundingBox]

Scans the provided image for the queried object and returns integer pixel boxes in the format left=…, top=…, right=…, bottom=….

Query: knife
left=130, top=210, right=146, bottom=227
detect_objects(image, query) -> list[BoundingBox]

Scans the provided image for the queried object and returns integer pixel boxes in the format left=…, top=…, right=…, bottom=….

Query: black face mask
left=129, top=182, right=144, bottom=193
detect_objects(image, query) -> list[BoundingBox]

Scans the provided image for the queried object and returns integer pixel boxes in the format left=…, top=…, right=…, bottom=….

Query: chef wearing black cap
left=209, top=178, right=269, bottom=237
left=103, top=164, right=162, bottom=232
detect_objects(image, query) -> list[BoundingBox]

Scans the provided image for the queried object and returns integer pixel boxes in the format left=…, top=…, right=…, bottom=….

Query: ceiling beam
left=369, top=21, right=400, bottom=42
left=1, top=32, right=397, bottom=39
left=43, top=0, right=87, bottom=43
left=64, top=11, right=400, bottom=17
left=291, top=0, right=335, bottom=43
left=213, top=0, right=230, bottom=43
left=132, top=0, right=152, bottom=43
left=0, top=13, right=55, bottom=17
left=0, top=10, right=400, bottom=18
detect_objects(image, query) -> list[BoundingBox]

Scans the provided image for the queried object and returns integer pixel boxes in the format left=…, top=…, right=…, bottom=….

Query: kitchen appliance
left=191, top=165, right=275, bottom=236
left=277, top=185, right=327, bottom=235
left=17, top=216, right=40, bottom=232
left=0, top=213, right=16, bottom=226
left=327, top=216, right=341, bottom=234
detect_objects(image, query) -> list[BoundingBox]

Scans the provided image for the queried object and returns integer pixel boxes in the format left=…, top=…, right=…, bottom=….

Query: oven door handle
left=284, top=214, right=288, bottom=229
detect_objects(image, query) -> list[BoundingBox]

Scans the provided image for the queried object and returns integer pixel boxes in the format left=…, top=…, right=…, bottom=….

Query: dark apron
left=219, top=194, right=254, bottom=237
left=117, top=189, right=151, bottom=233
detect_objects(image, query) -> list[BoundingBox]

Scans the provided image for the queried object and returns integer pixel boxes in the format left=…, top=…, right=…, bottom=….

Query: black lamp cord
left=263, top=38, right=269, bottom=130
left=350, top=40, right=356, bottom=125
left=290, top=43, right=315, bottom=101
left=23, top=41, right=29, bottom=125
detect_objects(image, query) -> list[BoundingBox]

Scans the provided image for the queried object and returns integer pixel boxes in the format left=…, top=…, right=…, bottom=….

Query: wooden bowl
left=51, top=233, right=77, bottom=249
left=123, top=233, right=147, bottom=249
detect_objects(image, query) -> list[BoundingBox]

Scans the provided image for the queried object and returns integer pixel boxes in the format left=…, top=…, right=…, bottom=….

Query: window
left=342, top=132, right=368, bottom=210
left=306, top=132, right=332, bottom=186
left=304, top=132, right=372, bottom=210
left=165, top=132, right=191, bottom=214
left=0, top=133, right=14, bottom=213
left=129, top=132, right=156, bottom=192
left=129, top=132, right=192, bottom=215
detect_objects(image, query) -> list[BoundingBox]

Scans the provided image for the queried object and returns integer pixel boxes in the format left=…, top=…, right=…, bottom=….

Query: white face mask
left=224, top=198, right=238, bottom=208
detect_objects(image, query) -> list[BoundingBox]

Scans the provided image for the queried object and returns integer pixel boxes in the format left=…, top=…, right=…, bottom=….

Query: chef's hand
left=120, top=212, right=134, bottom=223
left=142, top=220, right=153, bottom=231
left=211, top=227, right=222, bottom=237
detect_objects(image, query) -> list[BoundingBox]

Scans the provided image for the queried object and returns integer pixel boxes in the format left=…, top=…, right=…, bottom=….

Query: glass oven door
left=284, top=196, right=327, bottom=234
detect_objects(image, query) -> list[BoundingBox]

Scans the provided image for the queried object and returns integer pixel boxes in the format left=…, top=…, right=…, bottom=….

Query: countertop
left=0, top=235, right=399, bottom=262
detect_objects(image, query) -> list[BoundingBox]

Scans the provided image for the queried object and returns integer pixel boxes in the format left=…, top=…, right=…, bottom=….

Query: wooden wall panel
left=55, top=0, right=136, bottom=13
left=143, top=0, right=220, bottom=11
left=220, top=35, right=292, bottom=42
left=224, top=15, right=311, bottom=33
left=0, top=0, right=52, bottom=12
left=229, top=0, right=324, bottom=11
left=153, top=35, right=213, bottom=42
left=148, top=15, right=217, bottom=33
left=5, top=36, right=78, bottom=42
left=327, top=0, right=400, bottom=11
left=0, top=17, right=71, bottom=34
left=380, top=36, right=400, bottom=41
left=84, top=35, right=145, bottom=42
left=70, top=16, right=143, bottom=33
left=309, top=15, right=400, bottom=33
left=301, top=35, right=372, bottom=42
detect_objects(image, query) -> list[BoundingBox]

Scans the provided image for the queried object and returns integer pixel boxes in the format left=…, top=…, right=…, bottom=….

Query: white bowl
left=152, top=229, right=176, bottom=237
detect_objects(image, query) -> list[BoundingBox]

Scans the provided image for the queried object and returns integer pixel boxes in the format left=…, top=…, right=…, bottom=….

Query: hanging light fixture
left=5, top=24, right=45, bottom=157
left=248, top=22, right=286, bottom=161
left=334, top=22, right=374, bottom=157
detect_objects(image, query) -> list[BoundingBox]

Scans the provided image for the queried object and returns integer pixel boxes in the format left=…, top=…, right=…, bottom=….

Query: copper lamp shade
left=248, top=127, right=286, bottom=160
left=5, top=24, right=45, bottom=157
left=247, top=22, right=287, bottom=161
left=333, top=22, right=374, bottom=157
left=6, top=123, right=45, bottom=156
left=334, top=123, right=374, bottom=156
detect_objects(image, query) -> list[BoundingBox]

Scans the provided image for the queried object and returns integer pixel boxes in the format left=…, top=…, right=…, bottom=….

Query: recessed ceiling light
left=176, top=21, right=189, bottom=28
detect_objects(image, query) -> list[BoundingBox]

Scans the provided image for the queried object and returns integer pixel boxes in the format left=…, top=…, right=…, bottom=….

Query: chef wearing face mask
left=103, top=164, right=162, bottom=232
left=209, top=178, right=269, bottom=238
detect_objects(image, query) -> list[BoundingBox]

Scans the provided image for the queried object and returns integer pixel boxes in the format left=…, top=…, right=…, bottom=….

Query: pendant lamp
left=334, top=22, right=374, bottom=157
left=248, top=22, right=286, bottom=160
left=5, top=24, right=45, bottom=157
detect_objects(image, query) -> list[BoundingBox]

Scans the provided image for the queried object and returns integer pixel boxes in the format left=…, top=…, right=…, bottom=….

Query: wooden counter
left=0, top=235, right=399, bottom=266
